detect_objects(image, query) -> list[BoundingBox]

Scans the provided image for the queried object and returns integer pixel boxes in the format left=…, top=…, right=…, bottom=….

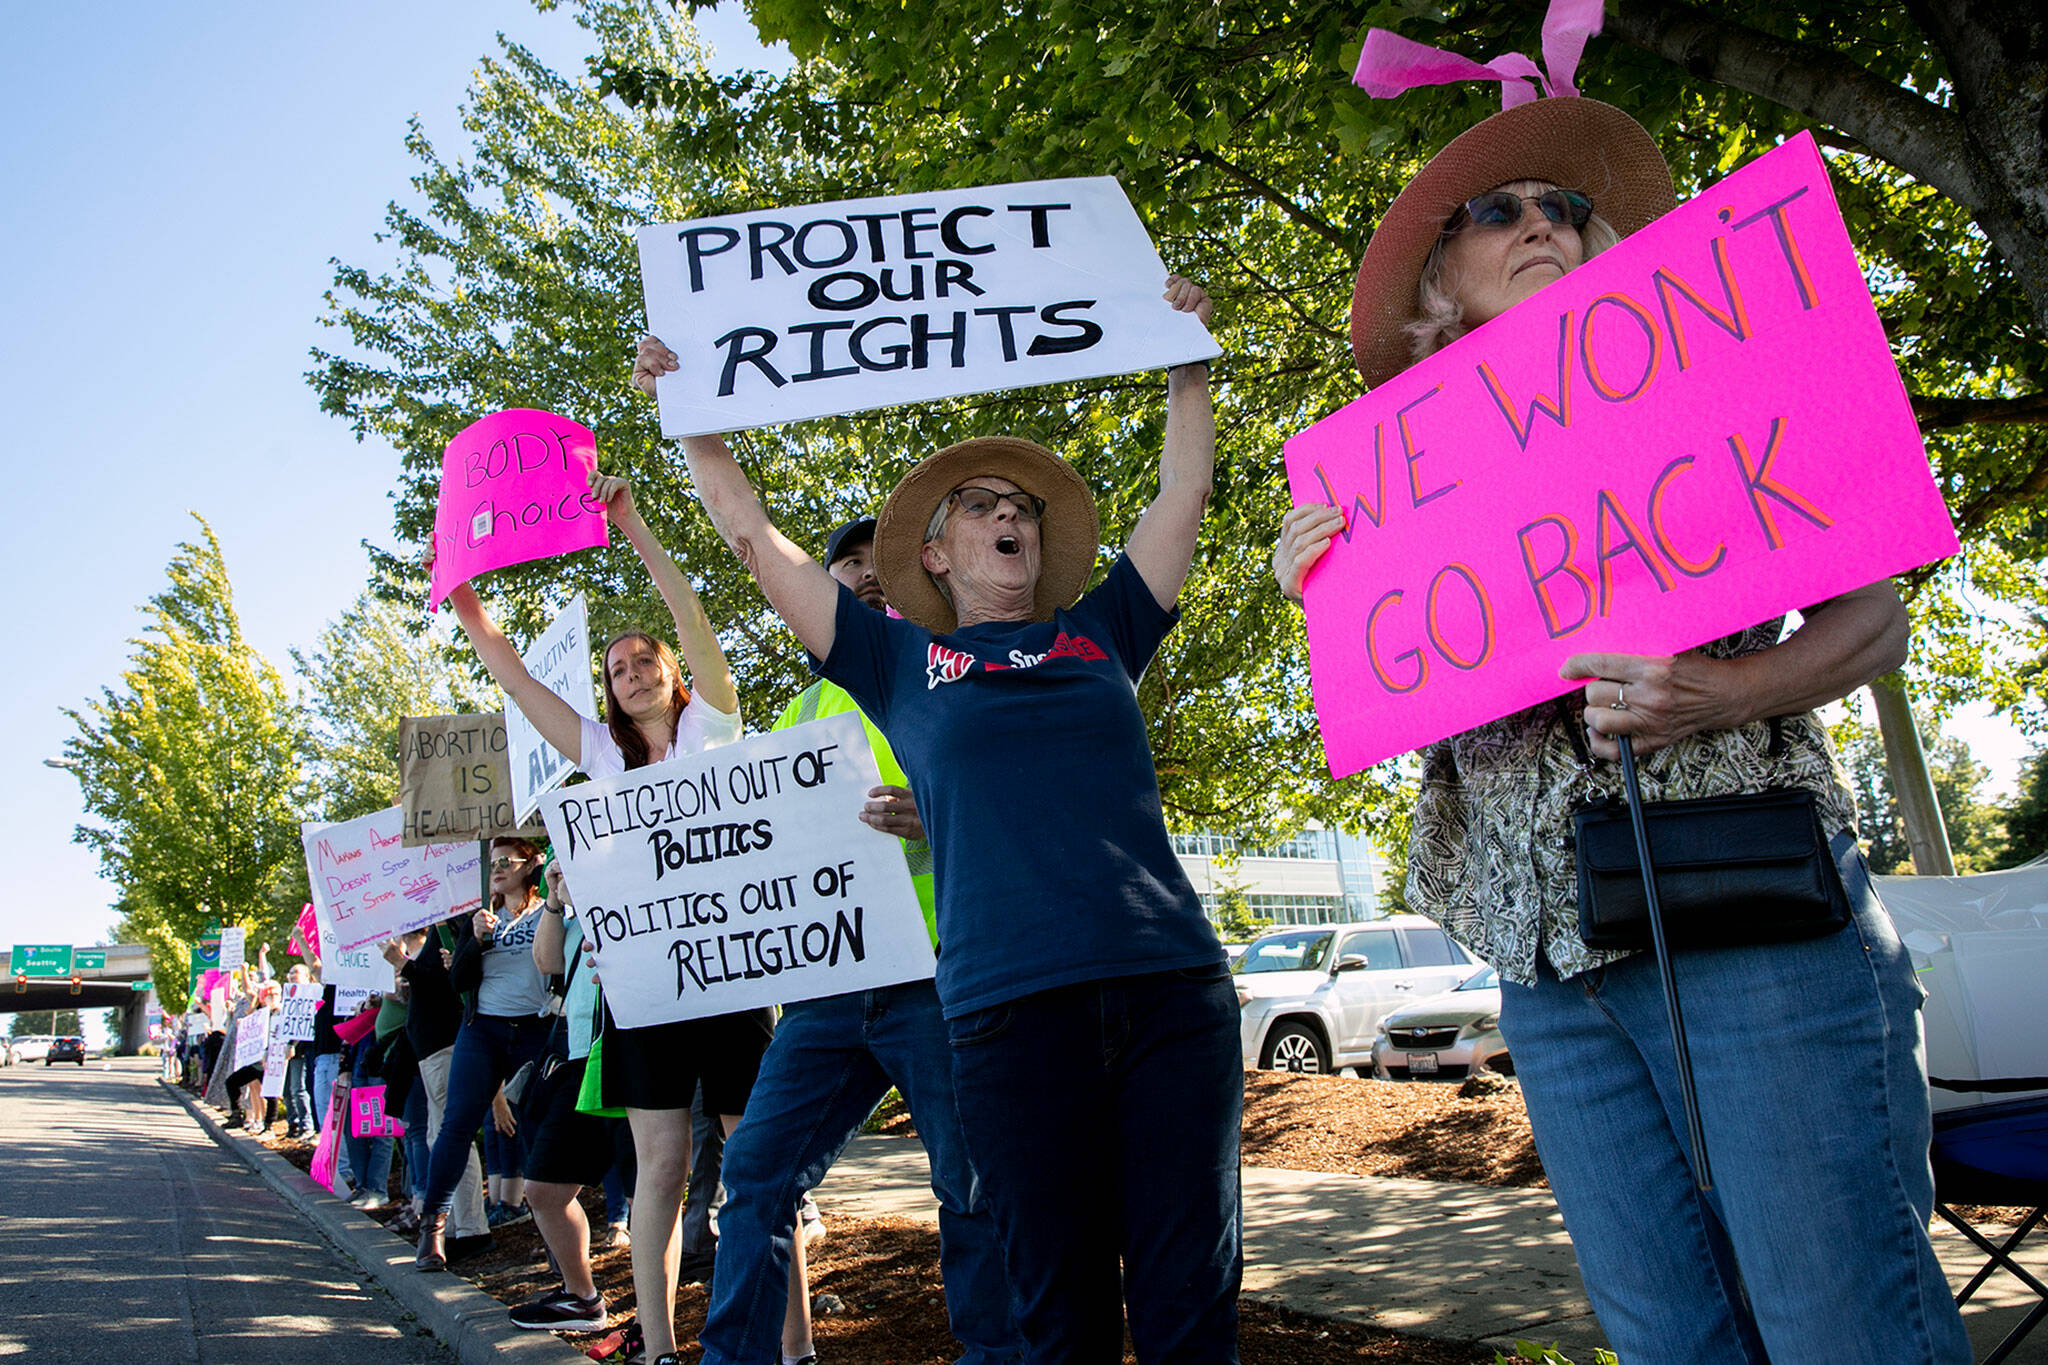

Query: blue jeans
left=347, top=1132, right=394, bottom=1201
left=282, top=1052, right=314, bottom=1134
left=312, top=1053, right=342, bottom=1131
left=421, top=1014, right=547, bottom=1218
left=401, top=1082, right=432, bottom=1203
left=1499, top=835, right=1970, bottom=1363
left=702, top=981, right=1020, bottom=1365
left=950, top=967, right=1241, bottom=1365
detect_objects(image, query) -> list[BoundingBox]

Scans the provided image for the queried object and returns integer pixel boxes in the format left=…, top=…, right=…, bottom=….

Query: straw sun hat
left=874, top=436, right=1101, bottom=634
left=1349, top=96, right=1677, bottom=389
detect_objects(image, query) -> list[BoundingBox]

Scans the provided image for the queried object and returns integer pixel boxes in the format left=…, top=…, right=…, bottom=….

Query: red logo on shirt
left=926, top=643, right=977, bottom=689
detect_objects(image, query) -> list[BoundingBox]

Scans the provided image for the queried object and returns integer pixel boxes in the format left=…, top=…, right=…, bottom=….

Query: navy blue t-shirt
left=817, top=553, right=1223, bottom=1017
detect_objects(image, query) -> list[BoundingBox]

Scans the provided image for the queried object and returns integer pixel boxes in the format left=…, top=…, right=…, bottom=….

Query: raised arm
left=633, top=337, right=844, bottom=659
left=1125, top=276, right=1216, bottom=609
left=590, top=472, right=739, bottom=716
left=444, top=579, right=592, bottom=766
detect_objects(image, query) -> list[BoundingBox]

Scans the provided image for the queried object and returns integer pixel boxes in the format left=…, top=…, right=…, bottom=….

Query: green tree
left=1210, top=873, right=1274, bottom=943
left=1832, top=711, right=2007, bottom=873
left=294, top=588, right=496, bottom=825
left=61, top=518, right=309, bottom=995
left=9, top=1011, right=82, bottom=1038
left=1994, top=746, right=2048, bottom=867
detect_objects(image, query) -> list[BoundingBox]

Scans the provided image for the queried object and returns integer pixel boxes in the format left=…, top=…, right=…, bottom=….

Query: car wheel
left=1262, top=1022, right=1330, bottom=1074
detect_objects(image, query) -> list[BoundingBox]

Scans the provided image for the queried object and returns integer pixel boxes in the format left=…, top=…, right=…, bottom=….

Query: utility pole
left=1868, top=675, right=1955, bottom=876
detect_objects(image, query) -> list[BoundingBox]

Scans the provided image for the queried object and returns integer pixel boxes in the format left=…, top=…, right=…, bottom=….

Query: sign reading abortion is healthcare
left=637, top=176, right=1221, bottom=436
left=400, top=711, right=546, bottom=846
left=1284, top=133, right=1958, bottom=778
left=541, top=712, right=934, bottom=1030
left=428, top=408, right=610, bottom=610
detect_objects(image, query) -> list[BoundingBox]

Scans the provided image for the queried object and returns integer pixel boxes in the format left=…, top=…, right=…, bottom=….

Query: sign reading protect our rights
left=1284, top=133, right=1959, bottom=778
left=541, top=713, right=935, bottom=1030
left=637, top=177, right=1222, bottom=436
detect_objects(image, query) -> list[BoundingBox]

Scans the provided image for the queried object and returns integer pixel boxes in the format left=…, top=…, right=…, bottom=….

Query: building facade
left=1171, top=828, right=1387, bottom=932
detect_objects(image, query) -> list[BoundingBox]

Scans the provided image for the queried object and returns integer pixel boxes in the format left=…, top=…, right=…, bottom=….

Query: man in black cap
left=696, top=515, right=1022, bottom=1365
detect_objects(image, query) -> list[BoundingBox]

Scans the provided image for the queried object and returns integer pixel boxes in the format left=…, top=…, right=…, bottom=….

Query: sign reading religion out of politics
left=542, top=712, right=935, bottom=1030
left=302, top=807, right=487, bottom=956
left=399, top=712, right=546, bottom=847
left=1284, top=133, right=1959, bottom=779
left=506, top=595, right=600, bottom=825
left=428, top=409, right=610, bottom=611
left=637, top=176, right=1222, bottom=437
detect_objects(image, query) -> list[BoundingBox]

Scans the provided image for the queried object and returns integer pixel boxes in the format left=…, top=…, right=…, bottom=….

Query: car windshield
left=1457, top=967, right=1500, bottom=991
left=1233, top=930, right=1336, bottom=974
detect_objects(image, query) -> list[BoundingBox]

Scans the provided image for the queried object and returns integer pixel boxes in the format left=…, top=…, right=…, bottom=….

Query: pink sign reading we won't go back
left=1284, top=133, right=1958, bottom=779
left=428, top=408, right=611, bottom=609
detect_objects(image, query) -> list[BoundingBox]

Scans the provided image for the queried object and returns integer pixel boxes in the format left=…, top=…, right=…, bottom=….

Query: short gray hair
left=1405, top=193, right=1622, bottom=364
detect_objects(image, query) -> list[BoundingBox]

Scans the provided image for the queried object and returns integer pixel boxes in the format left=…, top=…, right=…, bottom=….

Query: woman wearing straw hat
left=635, top=273, right=1244, bottom=1362
left=1273, top=24, right=1968, bottom=1363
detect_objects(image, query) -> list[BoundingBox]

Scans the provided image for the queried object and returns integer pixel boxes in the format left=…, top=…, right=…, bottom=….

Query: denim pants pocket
left=947, top=1004, right=1014, bottom=1048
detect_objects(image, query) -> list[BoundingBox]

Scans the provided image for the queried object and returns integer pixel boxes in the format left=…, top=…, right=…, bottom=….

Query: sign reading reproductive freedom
left=301, top=807, right=482, bottom=955
left=1285, top=133, right=1959, bottom=778
left=427, top=408, right=610, bottom=610
left=400, top=712, right=546, bottom=846
left=506, top=595, right=599, bottom=824
left=541, top=712, right=935, bottom=1029
left=637, top=176, right=1222, bottom=436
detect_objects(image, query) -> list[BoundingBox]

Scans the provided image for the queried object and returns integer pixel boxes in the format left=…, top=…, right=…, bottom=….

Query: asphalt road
left=0, top=1055, right=453, bottom=1363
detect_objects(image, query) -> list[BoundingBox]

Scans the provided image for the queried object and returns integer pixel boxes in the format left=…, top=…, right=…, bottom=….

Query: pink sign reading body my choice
left=1285, top=132, right=1958, bottom=778
left=428, top=408, right=610, bottom=609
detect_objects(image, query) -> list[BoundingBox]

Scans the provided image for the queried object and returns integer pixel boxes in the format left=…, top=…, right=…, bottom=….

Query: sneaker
left=801, top=1213, right=827, bottom=1248
left=356, top=1195, right=392, bottom=1212
left=508, top=1287, right=608, bottom=1331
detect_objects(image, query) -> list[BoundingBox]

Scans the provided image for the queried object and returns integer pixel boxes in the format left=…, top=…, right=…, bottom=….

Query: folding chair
left=1929, top=1086, right=2048, bottom=1364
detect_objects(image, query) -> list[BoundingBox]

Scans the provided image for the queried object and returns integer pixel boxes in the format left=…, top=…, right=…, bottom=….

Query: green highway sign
left=10, top=945, right=72, bottom=977
left=71, top=949, right=106, bottom=972
left=131, top=980, right=154, bottom=992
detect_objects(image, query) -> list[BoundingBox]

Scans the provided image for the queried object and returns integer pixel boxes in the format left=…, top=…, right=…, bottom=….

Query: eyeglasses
left=489, top=855, right=529, bottom=871
left=946, top=486, right=1045, bottom=522
left=1454, top=188, right=1593, bottom=231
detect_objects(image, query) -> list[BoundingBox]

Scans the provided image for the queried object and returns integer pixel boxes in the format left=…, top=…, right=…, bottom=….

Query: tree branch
left=1186, top=147, right=1358, bottom=253
left=1606, top=0, right=1986, bottom=208
left=1912, top=390, right=2048, bottom=431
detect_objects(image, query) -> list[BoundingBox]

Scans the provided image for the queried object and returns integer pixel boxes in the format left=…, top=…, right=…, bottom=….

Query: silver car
left=1370, top=967, right=1510, bottom=1079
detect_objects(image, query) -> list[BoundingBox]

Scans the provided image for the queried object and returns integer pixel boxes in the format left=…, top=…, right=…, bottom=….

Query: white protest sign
left=541, top=713, right=935, bottom=1029
left=301, top=808, right=475, bottom=954
left=217, top=927, right=245, bottom=974
left=638, top=176, right=1221, bottom=436
left=232, top=1010, right=269, bottom=1072
left=260, top=1026, right=290, bottom=1098
left=507, top=594, right=599, bottom=823
left=187, top=1015, right=208, bottom=1042
left=279, top=982, right=323, bottom=1043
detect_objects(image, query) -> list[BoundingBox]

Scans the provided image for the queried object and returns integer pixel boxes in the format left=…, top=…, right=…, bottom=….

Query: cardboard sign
left=232, top=1010, right=269, bottom=1072
left=301, top=809, right=478, bottom=955
left=399, top=712, right=546, bottom=846
left=637, top=176, right=1221, bottom=436
left=540, top=713, right=935, bottom=1029
left=349, top=1084, right=404, bottom=1138
left=217, top=927, right=245, bottom=975
left=278, top=981, right=323, bottom=1043
left=427, top=408, right=609, bottom=610
left=260, top=1026, right=290, bottom=1098
left=507, top=595, right=600, bottom=823
left=1284, top=133, right=1958, bottom=777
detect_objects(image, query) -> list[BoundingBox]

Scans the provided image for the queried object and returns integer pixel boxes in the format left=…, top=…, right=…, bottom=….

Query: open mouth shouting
left=995, top=534, right=1021, bottom=556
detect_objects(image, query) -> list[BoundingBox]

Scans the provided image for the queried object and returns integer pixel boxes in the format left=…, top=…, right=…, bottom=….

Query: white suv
left=1234, top=917, right=1479, bottom=1074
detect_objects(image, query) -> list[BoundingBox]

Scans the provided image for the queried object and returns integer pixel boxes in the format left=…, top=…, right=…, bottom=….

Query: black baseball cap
left=823, top=516, right=877, bottom=567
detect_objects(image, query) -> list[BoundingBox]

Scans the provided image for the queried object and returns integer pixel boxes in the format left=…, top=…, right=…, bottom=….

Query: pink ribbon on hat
left=1354, top=0, right=1603, bottom=109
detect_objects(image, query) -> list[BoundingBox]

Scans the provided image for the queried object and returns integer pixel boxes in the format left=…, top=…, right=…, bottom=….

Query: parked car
left=1234, top=917, right=1480, bottom=1074
left=10, top=1035, right=53, bottom=1064
left=1371, top=966, right=1510, bottom=1080
left=46, top=1036, right=88, bottom=1066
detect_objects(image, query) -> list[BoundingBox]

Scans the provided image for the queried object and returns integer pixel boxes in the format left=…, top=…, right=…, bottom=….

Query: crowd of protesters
left=158, top=11, right=1982, bottom=1361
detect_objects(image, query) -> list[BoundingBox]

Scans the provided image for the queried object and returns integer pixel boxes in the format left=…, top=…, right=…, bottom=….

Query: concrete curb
left=158, top=1077, right=589, bottom=1365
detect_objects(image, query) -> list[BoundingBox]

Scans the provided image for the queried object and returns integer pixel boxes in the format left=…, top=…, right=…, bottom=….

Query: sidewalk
left=817, top=1132, right=2048, bottom=1361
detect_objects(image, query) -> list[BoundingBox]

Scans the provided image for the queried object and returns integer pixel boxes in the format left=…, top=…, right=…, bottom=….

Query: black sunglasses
left=1455, top=188, right=1594, bottom=230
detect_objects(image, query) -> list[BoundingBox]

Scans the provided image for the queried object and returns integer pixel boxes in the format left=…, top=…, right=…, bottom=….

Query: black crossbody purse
left=504, top=930, right=581, bottom=1126
left=1567, top=714, right=1851, bottom=951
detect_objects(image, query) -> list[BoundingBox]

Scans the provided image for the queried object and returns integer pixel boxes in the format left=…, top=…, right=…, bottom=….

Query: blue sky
left=0, top=2, right=786, bottom=1019
left=1, top=3, right=2032, bottom=1033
